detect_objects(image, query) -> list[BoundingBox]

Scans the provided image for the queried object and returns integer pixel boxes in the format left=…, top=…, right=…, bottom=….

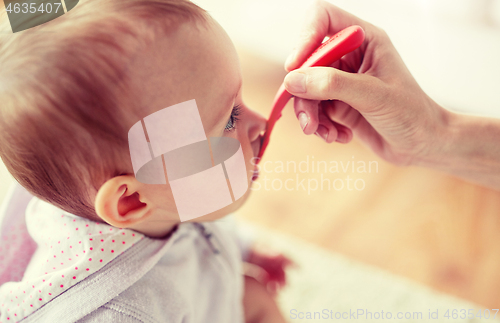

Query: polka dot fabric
left=0, top=197, right=145, bottom=323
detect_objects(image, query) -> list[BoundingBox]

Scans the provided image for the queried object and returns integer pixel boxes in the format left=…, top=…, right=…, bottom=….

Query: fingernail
left=298, top=112, right=309, bottom=131
left=336, top=131, right=347, bottom=143
left=285, top=72, right=306, bottom=93
left=315, top=125, right=329, bottom=142
left=285, top=49, right=296, bottom=68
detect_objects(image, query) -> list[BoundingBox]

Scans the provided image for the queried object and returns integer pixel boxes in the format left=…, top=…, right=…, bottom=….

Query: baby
left=0, top=0, right=289, bottom=322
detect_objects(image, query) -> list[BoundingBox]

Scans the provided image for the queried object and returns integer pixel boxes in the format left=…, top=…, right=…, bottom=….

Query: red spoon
left=256, top=25, right=365, bottom=162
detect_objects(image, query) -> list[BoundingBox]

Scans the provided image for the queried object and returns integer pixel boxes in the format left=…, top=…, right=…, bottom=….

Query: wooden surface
left=235, top=48, right=500, bottom=309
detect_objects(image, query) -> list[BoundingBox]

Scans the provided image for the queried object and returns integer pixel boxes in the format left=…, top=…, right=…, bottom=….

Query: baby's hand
left=245, top=249, right=295, bottom=296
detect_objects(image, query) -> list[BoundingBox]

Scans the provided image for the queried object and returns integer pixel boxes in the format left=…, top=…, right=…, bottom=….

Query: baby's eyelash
left=224, top=104, right=242, bottom=132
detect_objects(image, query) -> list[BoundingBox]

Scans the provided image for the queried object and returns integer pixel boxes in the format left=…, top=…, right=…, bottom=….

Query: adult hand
left=283, top=0, right=449, bottom=166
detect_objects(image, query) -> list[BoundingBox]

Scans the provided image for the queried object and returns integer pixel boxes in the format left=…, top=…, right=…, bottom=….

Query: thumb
left=284, top=2, right=329, bottom=72
left=284, top=0, right=371, bottom=72
left=283, top=67, right=386, bottom=113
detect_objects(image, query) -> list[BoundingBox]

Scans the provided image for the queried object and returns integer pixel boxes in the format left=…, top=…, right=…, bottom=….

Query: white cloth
left=0, top=190, right=247, bottom=323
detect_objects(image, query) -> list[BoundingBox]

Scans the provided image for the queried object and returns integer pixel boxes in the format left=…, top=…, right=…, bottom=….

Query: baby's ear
left=94, top=175, right=149, bottom=228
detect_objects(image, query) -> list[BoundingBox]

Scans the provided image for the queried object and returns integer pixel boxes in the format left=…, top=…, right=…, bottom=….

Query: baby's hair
left=0, top=0, right=207, bottom=222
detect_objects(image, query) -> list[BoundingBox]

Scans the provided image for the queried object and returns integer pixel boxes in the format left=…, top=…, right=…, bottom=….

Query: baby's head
left=0, top=0, right=266, bottom=237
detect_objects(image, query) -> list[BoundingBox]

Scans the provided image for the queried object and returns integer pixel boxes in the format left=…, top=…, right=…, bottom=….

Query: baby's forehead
left=126, top=18, right=241, bottom=135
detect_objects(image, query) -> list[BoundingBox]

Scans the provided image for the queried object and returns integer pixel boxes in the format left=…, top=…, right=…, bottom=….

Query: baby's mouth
left=252, top=165, right=260, bottom=180
left=251, top=136, right=262, bottom=181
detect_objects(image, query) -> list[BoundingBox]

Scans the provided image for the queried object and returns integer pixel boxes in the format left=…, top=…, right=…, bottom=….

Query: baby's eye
left=224, top=104, right=242, bottom=132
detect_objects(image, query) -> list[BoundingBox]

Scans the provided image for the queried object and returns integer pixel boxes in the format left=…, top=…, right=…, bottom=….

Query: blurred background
left=1, top=0, right=500, bottom=321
